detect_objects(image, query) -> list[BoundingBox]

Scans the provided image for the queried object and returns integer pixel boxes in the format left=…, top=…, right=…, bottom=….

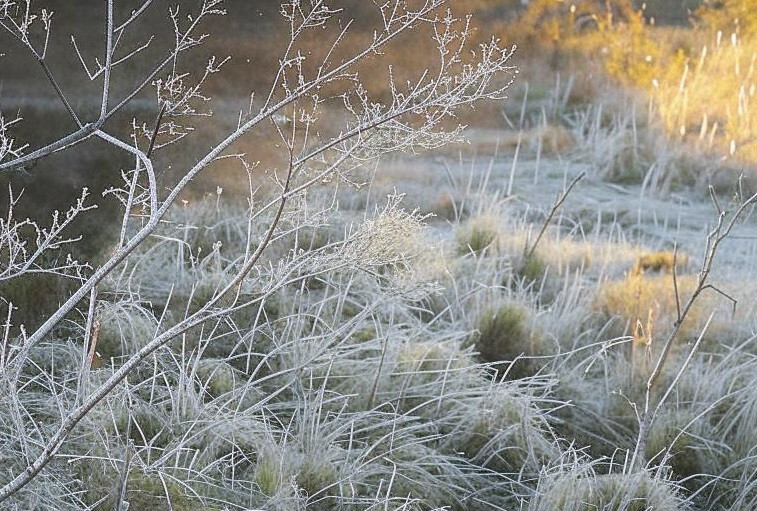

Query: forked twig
left=630, top=186, right=757, bottom=470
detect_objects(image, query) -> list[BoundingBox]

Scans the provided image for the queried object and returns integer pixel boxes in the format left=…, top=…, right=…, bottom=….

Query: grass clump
left=595, top=272, right=700, bottom=340
left=442, top=386, right=558, bottom=474
left=518, top=252, right=548, bottom=283
left=631, top=251, right=688, bottom=276
left=77, top=462, right=220, bottom=511
left=469, top=301, right=549, bottom=379
left=25, top=340, right=83, bottom=377
left=94, top=300, right=157, bottom=361
left=529, top=470, right=682, bottom=511
left=116, top=469, right=218, bottom=511
left=195, top=358, right=242, bottom=398
left=472, top=302, right=530, bottom=363
left=645, top=409, right=713, bottom=480
left=253, top=448, right=289, bottom=498
left=296, top=457, right=339, bottom=504
left=456, top=214, right=501, bottom=255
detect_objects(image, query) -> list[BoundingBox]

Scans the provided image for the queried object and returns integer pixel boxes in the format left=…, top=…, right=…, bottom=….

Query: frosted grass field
left=1, top=1, right=756, bottom=509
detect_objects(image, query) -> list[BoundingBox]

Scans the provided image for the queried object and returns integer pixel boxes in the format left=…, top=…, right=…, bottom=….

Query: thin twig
left=146, top=102, right=166, bottom=158
left=37, top=59, right=82, bottom=128
left=115, top=0, right=154, bottom=33
left=630, top=188, right=757, bottom=470
left=699, top=284, right=738, bottom=317
left=524, top=171, right=586, bottom=262
left=100, top=0, right=114, bottom=119
left=116, top=393, right=134, bottom=511
left=672, top=243, right=681, bottom=322
left=0, top=303, right=12, bottom=368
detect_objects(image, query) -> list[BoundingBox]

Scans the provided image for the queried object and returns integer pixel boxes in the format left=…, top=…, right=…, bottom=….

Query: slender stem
left=100, top=0, right=114, bottom=119
left=525, top=171, right=585, bottom=261
left=115, top=0, right=153, bottom=33
left=146, top=103, right=166, bottom=158
left=76, top=286, right=98, bottom=402
left=672, top=244, right=681, bottom=321
left=37, top=59, right=82, bottom=128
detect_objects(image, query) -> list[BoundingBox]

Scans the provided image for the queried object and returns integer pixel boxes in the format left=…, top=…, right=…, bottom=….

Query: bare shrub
left=0, top=0, right=517, bottom=506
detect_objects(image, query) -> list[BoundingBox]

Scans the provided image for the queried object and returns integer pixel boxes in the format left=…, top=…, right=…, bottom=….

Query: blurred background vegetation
left=3, top=0, right=755, bottom=194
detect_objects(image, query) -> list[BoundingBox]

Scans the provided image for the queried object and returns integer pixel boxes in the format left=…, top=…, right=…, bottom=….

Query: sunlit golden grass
left=631, top=251, right=688, bottom=276
left=648, top=30, right=757, bottom=164
left=490, top=0, right=757, bottom=180
left=565, top=13, right=757, bottom=168
left=596, top=273, right=696, bottom=336
left=592, top=271, right=746, bottom=350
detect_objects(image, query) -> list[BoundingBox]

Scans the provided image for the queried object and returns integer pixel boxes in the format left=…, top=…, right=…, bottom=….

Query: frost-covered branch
left=0, top=0, right=516, bottom=501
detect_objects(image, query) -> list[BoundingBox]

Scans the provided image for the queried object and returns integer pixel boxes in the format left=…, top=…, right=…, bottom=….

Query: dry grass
left=648, top=29, right=757, bottom=165
left=596, top=273, right=702, bottom=340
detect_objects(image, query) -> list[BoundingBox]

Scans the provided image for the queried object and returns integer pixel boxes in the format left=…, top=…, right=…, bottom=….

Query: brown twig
left=86, top=319, right=101, bottom=370
left=37, top=59, right=82, bottom=128
left=146, top=102, right=166, bottom=158
left=672, top=244, right=681, bottom=322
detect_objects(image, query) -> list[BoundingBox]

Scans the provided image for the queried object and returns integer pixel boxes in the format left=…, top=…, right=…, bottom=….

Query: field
left=1, top=1, right=756, bottom=510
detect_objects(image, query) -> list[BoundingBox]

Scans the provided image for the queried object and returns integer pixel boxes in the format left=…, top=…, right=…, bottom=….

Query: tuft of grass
left=645, top=409, right=714, bottom=480
left=518, top=252, right=548, bottom=283
left=117, top=469, right=218, bottom=511
left=442, top=386, right=559, bottom=474
left=296, top=458, right=339, bottom=501
left=253, top=449, right=287, bottom=497
left=95, top=300, right=157, bottom=361
left=471, top=302, right=530, bottom=362
left=195, top=358, right=242, bottom=398
left=595, top=273, right=701, bottom=341
left=631, top=251, right=688, bottom=276
left=456, top=214, right=501, bottom=255
left=468, top=301, right=550, bottom=379
left=529, top=470, right=683, bottom=511
left=76, top=459, right=221, bottom=511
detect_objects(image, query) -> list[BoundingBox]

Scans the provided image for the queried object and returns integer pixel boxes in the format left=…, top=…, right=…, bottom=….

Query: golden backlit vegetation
left=491, top=0, right=757, bottom=171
